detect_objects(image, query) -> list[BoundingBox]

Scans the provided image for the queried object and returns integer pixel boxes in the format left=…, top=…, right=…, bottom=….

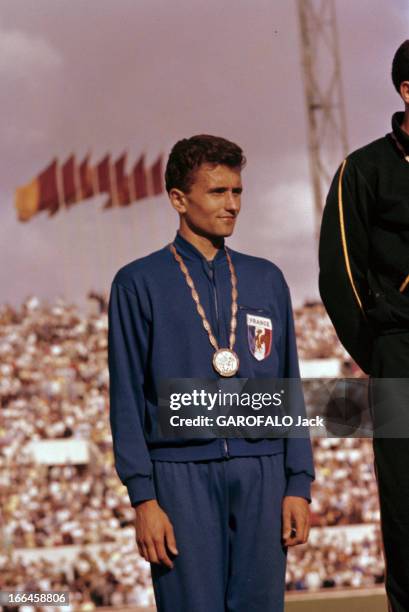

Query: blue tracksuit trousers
left=150, top=453, right=287, bottom=612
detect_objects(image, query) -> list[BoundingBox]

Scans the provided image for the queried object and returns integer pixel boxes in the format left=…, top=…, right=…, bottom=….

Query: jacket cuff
left=126, top=474, right=156, bottom=507
left=285, top=472, right=314, bottom=503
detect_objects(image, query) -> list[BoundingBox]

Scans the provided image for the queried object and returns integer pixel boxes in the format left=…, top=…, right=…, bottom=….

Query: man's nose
left=225, top=191, right=240, bottom=213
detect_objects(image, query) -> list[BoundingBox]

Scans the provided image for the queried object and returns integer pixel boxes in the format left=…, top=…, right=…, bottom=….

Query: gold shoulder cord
left=400, top=276, right=409, bottom=293
left=339, top=137, right=409, bottom=300
left=337, top=158, right=366, bottom=314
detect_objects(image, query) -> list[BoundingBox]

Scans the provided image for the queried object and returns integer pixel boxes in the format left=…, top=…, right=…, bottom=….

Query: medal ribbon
left=169, top=243, right=238, bottom=353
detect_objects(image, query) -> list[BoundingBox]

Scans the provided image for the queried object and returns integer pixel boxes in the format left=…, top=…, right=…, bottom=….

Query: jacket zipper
left=207, top=260, right=229, bottom=459
left=207, top=261, right=219, bottom=326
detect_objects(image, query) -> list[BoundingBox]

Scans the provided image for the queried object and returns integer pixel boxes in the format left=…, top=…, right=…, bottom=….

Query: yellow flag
left=14, top=178, right=40, bottom=222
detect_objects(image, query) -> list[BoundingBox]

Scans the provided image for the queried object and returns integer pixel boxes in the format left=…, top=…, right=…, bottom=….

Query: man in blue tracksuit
left=108, top=134, right=315, bottom=611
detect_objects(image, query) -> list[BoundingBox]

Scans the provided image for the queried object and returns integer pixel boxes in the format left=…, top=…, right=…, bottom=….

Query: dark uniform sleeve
left=282, top=282, right=315, bottom=503
left=318, top=157, right=374, bottom=374
left=108, top=279, right=156, bottom=506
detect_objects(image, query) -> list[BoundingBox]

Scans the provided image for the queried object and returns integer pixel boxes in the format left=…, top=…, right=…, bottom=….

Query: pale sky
left=1, top=0, right=408, bottom=309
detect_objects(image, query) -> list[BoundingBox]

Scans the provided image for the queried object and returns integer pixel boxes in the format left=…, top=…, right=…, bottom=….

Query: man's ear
left=169, top=188, right=187, bottom=214
left=399, top=80, right=409, bottom=105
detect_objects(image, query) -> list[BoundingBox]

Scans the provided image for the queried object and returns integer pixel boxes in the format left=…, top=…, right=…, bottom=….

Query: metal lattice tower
left=296, top=0, right=349, bottom=239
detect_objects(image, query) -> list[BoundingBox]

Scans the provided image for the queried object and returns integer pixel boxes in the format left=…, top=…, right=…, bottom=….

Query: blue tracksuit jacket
left=108, top=231, right=315, bottom=506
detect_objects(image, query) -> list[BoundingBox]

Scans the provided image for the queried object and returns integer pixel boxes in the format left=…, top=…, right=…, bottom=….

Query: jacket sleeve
left=282, top=281, right=315, bottom=503
left=108, top=278, right=156, bottom=506
left=318, top=157, right=374, bottom=374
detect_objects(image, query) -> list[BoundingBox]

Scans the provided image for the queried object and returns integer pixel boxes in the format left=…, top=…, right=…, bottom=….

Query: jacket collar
left=391, top=111, right=409, bottom=156
left=172, top=231, right=227, bottom=264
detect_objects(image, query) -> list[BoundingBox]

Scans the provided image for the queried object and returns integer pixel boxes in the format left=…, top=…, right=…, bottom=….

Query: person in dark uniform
left=108, top=134, right=314, bottom=611
left=319, top=40, right=409, bottom=612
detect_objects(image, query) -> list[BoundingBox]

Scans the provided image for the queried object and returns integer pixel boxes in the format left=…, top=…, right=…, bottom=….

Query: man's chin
left=215, top=222, right=236, bottom=237
left=192, top=223, right=236, bottom=240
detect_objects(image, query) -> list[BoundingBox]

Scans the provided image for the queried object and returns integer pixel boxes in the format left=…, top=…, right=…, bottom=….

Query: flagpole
left=74, top=155, right=97, bottom=307
left=109, top=154, right=127, bottom=268
left=91, top=155, right=113, bottom=297
left=56, top=158, right=71, bottom=304
left=82, top=169, right=96, bottom=309
left=90, top=157, right=108, bottom=300
left=94, top=174, right=108, bottom=298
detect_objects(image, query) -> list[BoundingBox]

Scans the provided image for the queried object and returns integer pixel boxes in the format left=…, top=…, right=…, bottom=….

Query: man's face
left=179, top=163, right=242, bottom=238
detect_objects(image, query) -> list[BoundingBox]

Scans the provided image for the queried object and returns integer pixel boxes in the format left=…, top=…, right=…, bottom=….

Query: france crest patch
left=246, top=313, right=273, bottom=361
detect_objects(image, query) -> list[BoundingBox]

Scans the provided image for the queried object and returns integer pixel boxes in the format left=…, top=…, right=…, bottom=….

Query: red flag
left=79, top=154, right=94, bottom=199
left=38, top=158, right=60, bottom=215
left=149, top=154, right=164, bottom=195
left=115, top=152, right=127, bottom=186
left=114, top=152, right=131, bottom=205
left=103, top=152, right=131, bottom=209
left=131, top=154, right=148, bottom=200
left=96, top=154, right=111, bottom=193
left=62, top=154, right=80, bottom=207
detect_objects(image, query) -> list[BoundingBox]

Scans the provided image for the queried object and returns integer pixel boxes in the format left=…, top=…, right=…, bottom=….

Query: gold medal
left=170, top=242, right=239, bottom=377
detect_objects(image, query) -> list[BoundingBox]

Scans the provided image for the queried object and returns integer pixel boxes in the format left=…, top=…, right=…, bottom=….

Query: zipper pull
left=223, top=438, right=229, bottom=457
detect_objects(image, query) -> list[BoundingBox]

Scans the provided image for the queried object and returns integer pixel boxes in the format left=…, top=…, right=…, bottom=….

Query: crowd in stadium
left=310, top=438, right=379, bottom=526
left=286, top=528, right=385, bottom=590
left=294, top=302, right=364, bottom=377
left=0, top=294, right=384, bottom=607
left=0, top=546, right=155, bottom=609
left=0, top=528, right=385, bottom=609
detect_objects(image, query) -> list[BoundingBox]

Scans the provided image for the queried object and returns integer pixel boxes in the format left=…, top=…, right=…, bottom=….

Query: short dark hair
left=165, top=134, right=246, bottom=193
left=392, top=40, right=409, bottom=93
